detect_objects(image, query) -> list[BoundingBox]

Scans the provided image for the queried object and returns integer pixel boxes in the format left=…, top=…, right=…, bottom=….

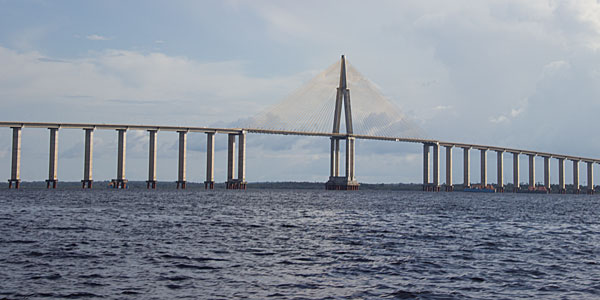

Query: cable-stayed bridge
left=1, top=56, right=597, bottom=193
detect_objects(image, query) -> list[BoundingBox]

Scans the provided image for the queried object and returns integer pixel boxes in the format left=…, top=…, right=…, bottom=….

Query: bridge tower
left=326, top=55, right=359, bottom=190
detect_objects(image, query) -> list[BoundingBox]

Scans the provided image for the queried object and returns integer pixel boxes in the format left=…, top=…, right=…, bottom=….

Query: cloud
left=0, top=46, right=303, bottom=125
left=489, top=103, right=527, bottom=124
left=86, top=34, right=111, bottom=41
left=489, top=115, right=509, bottom=124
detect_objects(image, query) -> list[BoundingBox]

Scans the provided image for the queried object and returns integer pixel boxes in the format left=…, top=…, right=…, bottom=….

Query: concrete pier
left=226, top=132, right=247, bottom=189
left=463, top=147, right=470, bottom=188
left=227, top=133, right=236, bottom=185
left=422, top=144, right=430, bottom=190
left=8, top=127, right=22, bottom=189
left=573, top=160, right=580, bottom=194
left=513, top=152, right=520, bottom=192
left=146, top=130, right=157, bottom=189
left=46, top=128, right=58, bottom=189
left=543, top=156, right=551, bottom=191
left=558, top=158, right=566, bottom=194
left=496, top=150, right=504, bottom=192
left=204, top=132, right=215, bottom=189
left=445, top=146, right=453, bottom=191
left=528, top=154, right=536, bottom=189
left=237, top=131, right=247, bottom=189
left=176, top=131, right=187, bottom=189
left=587, top=161, right=594, bottom=194
left=82, top=129, right=93, bottom=188
left=432, top=143, right=440, bottom=191
left=480, top=149, right=487, bottom=187
left=332, top=138, right=341, bottom=177
left=345, top=137, right=356, bottom=181
left=326, top=136, right=359, bottom=190
left=111, top=129, right=128, bottom=189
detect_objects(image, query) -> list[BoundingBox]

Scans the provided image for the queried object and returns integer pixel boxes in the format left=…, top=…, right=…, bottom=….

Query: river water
left=0, top=189, right=599, bottom=299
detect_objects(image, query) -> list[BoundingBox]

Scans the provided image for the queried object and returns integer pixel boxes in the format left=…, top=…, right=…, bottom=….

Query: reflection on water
left=0, top=189, right=599, bottom=299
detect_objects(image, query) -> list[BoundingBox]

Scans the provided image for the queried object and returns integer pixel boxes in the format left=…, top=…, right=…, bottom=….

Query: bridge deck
left=0, top=121, right=597, bottom=163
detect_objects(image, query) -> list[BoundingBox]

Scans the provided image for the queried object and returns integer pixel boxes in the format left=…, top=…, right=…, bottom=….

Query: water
left=0, top=189, right=599, bottom=299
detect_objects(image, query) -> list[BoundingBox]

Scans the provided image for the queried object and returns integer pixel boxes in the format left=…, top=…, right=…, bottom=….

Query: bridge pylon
left=326, top=55, right=359, bottom=190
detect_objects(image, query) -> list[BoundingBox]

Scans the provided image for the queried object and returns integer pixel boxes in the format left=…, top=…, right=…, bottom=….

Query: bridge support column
left=176, top=131, right=187, bottom=189
left=82, top=129, right=93, bottom=188
left=463, top=147, right=470, bottom=189
left=146, top=130, right=157, bottom=189
left=46, top=128, right=58, bottom=189
left=334, top=138, right=340, bottom=177
left=326, top=136, right=358, bottom=190
left=480, top=149, right=487, bottom=187
left=496, top=150, right=504, bottom=192
left=226, top=131, right=247, bottom=189
left=345, top=137, right=355, bottom=181
left=204, top=132, right=215, bottom=189
left=8, top=127, right=22, bottom=189
left=587, top=161, right=594, bottom=194
left=445, top=146, right=453, bottom=191
left=329, top=138, right=335, bottom=177
left=513, top=152, right=520, bottom=192
left=558, top=158, right=566, bottom=194
left=432, top=143, right=440, bottom=192
left=422, top=144, right=430, bottom=191
left=226, top=133, right=236, bottom=188
left=528, top=154, right=535, bottom=190
left=573, top=160, right=580, bottom=194
left=111, top=129, right=128, bottom=189
left=543, top=156, right=550, bottom=193
left=237, top=131, right=247, bottom=190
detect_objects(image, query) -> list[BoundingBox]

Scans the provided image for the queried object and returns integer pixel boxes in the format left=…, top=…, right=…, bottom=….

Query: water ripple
left=0, top=189, right=598, bottom=299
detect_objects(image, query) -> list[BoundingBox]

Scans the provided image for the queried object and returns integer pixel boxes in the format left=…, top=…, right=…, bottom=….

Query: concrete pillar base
left=558, top=188, right=566, bottom=194
left=325, top=183, right=360, bottom=190
left=325, top=177, right=359, bottom=190
left=444, top=185, right=454, bottom=192
left=146, top=180, right=157, bottom=189
left=226, top=180, right=247, bottom=190
left=111, top=179, right=128, bottom=189
left=204, top=181, right=215, bottom=189
left=496, top=186, right=504, bottom=193
left=422, top=184, right=440, bottom=192
left=587, top=189, right=595, bottom=195
left=8, top=179, right=20, bottom=189
left=81, top=180, right=93, bottom=189
left=176, top=181, right=187, bottom=189
left=574, top=189, right=581, bottom=194
left=513, top=187, right=519, bottom=193
left=45, top=179, right=58, bottom=189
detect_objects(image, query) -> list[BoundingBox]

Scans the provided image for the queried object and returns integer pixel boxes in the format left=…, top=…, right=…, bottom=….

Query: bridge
left=1, top=56, right=597, bottom=193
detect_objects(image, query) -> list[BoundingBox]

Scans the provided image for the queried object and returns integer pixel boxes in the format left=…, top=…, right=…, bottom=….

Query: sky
left=1, top=0, right=600, bottom=184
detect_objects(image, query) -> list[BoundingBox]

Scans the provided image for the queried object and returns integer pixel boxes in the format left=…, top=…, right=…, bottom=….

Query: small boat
left=517, top=186, right=549, bottom=194
left=464, top=184, right=496, bottom=193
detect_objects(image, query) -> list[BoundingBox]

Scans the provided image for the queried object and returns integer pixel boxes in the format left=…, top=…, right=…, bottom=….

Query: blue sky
left=1, top=1, right=600, bottom=184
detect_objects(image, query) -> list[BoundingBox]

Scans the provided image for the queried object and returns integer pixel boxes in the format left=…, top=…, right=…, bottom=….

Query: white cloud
left=509, top=107, right=525, bottom=118
left=86, top=34, right=111, bottom=41
left=541, top=60, right=571, bottom=78
left=0, top=47, right=302, bottom=125
left=490, top=115, right=509, bottom=124
left=433, top=105, right=452, bottom=111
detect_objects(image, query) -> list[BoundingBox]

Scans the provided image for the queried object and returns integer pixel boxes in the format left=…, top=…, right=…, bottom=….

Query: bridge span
left=2, top=56, right=595, bottom=193
left=0, top=121, right=597, bottom=193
